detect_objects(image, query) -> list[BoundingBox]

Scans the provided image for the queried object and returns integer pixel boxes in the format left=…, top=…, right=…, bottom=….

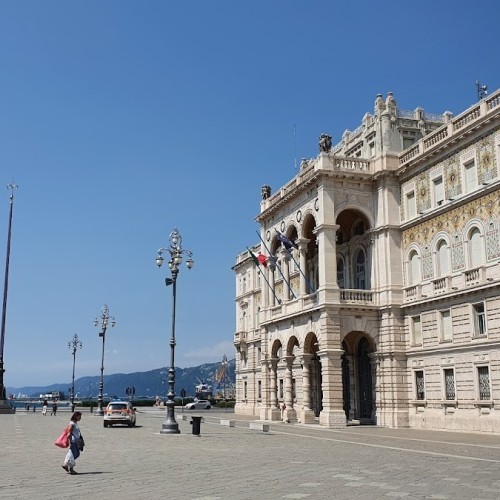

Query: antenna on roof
left=476, top=81, right=488, bottom=101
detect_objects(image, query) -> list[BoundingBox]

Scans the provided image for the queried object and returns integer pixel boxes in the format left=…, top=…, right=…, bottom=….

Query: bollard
left=190, top=416, right=202, bottom=436
left=90, top=405, right=93, bottom=413
left=33, top=406, right=36, bottom=412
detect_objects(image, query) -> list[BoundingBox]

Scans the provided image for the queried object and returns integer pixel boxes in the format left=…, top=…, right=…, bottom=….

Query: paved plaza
left=1, top=407, right=500, bottom=499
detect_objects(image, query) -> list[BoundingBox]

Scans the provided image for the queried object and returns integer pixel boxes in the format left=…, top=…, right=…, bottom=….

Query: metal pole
left=156, top=228, right=193, bottom=435
left=93, top=305, right=115, bottom=417
left=71, top=348, right=76, bottom=412
left=161, top=267, right=179, bottom=433
left=0, top=184, right=17, bottom=413
left=95, top=325, right=106, bottom=416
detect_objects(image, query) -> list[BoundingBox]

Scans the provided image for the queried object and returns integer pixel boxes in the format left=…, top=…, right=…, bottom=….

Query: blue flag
left=277, top=231, right=298, bottom=250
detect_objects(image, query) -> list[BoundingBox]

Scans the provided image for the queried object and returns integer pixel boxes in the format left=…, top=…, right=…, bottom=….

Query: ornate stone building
left=233, top=89, right=500, bottom=433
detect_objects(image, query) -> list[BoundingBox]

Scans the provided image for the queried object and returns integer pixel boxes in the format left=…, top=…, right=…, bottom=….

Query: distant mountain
left=7, top=359, right=236, bottom=400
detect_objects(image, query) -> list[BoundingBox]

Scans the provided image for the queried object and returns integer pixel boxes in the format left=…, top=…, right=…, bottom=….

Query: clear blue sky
left=1, top=1, right=498, bottom=387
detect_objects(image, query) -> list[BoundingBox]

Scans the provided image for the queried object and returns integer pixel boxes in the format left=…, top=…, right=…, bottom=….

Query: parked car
left=184, top=400, right=211, bottom=410
left=103, top=401, right=137, bottom=427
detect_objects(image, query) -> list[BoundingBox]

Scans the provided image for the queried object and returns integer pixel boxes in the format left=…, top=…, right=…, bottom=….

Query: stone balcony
left=403, top=264, right=498, bottom=303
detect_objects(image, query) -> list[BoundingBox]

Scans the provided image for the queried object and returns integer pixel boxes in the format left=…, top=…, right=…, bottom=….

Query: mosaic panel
left=478, top=136, right=497, bottom=183
left=416, top=174, right=430, bottom=213
left=445, top=157, right=461, bottom=199
left=451, top=232, right=464, bottom=270
left=486, top=219, right=500, bottom=260
left=403, top=192, right=500, bottom=261
left=422, top=245, right=433, bottom=279
left=401, top=127, right=499, bottom=218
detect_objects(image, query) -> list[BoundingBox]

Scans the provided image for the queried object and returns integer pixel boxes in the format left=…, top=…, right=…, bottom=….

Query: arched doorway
left=304, top=333, right=322, bottom=417
left=357, top=337, right=373, bottom=420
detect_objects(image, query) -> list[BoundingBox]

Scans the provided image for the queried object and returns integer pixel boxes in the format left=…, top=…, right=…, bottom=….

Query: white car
left=103, top=401, right=137, bottom=427
left=184, top=400, right=211, bottom=410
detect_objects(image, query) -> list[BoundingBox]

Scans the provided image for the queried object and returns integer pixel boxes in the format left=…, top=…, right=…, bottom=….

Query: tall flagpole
left=0, top=183, right=18, bottom=413
left=255, top=230, right=297, bottom=299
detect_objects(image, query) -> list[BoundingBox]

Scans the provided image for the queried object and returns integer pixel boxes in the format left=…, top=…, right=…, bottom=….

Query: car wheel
left=205, top=406, right=211, bottom=410
left=103, top=421, right=108, bottom=428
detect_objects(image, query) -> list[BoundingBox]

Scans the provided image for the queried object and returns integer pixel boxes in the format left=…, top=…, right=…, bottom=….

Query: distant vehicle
left=184, top=400, right=211, bottom=410
left=195, top=379, right=213, bottom=399
left=103, top=401, right=137, bottom=427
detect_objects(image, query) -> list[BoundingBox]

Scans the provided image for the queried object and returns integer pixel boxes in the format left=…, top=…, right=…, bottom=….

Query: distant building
left=233, top=90, right=500, bottom=433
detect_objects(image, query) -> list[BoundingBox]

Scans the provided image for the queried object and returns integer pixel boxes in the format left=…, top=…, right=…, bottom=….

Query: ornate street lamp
left=0, top=184, right=18, bottom=414
left=156, top=228, right=194, bottom=434
left=68, top=334, right=82, bottom=412
left=93, top=304, right=116, bottom=416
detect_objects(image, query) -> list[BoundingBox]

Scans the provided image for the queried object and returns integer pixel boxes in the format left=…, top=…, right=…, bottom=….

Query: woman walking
left=62, top=411, right=83, bottom=475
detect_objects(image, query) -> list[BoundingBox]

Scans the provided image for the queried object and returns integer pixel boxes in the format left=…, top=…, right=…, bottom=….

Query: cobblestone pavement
left=2, top=408, right=500, bottom=499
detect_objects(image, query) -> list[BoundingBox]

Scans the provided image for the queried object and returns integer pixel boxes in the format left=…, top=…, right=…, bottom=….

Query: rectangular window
left=244, top=381, right=248, bottom=399
left=433, top=176, right=445, bottom=206
left=472, top=302, right=486, bottom=336
left=443, top=368, right=455, bottom=400
left=406, top=191, right=416, bottom=219
left=477, top=366, right=491, bottom=400
left=463, top=160, right=477, bottom=193
left=415, top=370, right=425, bottom=400
left=257, top=380, right=262, bottom=400
left=403, top=137, right=415, bottom=150
left=440, top=309, right=452, bottom=342
left=279, top=379, right=284, bottom=399
left=411, top=316, right=422, bottom=345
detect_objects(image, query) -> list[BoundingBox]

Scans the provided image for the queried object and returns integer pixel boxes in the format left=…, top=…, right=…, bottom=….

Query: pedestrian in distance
left=51, top=400, right=57, bottom=415
left=62, top=411, right=84, bottom=475
left=42, top=399, right=48, bottom=416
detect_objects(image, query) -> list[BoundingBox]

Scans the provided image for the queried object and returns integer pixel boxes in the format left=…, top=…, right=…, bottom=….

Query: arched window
left=469, top=227, right=484, bottom=268
left=355, top=249, right=366, bottom=289
left=409, top=250, right=420, bottom=285
left=436, top=239, right=450, bottom=277
left=337, top=258, right=345, bottom=289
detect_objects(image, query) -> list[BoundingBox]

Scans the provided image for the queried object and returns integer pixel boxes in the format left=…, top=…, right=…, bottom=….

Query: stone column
left=297, top=238, right=310, bottom=295
left=318, top=348, right=347, bottom=428
left=259, top=358, right=270, bottom=420
left=279, top=248, right=292, bottom=301
left=283, top=355, right=297, bottom=422
left=314, top=222, right=339, bottom=303
left=299, top=354, right=315, bottom=423
left=267, top=357, right=282, bottom=421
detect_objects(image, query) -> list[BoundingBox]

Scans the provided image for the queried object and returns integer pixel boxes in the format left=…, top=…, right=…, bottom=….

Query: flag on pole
left=276, top=231, right=298, bottom=250
left=257, top=253, right=267, bottom=267
left=246, top=247, right=281, bottom=304
left=249, top=249, right=260, bottom=266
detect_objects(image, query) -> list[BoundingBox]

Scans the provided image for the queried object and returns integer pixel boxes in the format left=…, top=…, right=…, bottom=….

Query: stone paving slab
left=1, top=408, right=500, bottom=499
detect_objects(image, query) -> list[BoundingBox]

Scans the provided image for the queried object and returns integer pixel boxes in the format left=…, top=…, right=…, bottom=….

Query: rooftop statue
left=261, top=185, right=271, bottom=200
left=319, top=133, right=332, bottom=153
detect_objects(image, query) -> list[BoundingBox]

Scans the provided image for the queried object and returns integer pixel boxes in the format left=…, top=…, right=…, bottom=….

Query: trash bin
left=190, top=416, right=202, bottom=436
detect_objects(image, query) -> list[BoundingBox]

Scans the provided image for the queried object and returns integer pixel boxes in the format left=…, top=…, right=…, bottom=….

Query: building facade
left=233, top=90, right=500, bottom=433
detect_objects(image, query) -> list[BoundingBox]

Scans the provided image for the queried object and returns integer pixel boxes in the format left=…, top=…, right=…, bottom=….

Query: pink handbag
left=54, top=429, right=69, bottom=448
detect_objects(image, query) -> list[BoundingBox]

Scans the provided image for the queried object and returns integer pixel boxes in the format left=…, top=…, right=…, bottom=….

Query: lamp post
left=0, top=184, right=18, bottom=414
left=93, top=304, right=116, bottom=416
left=156, top=227, right=194, bottom=434
left=68, top=334, right=82, bottom=412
